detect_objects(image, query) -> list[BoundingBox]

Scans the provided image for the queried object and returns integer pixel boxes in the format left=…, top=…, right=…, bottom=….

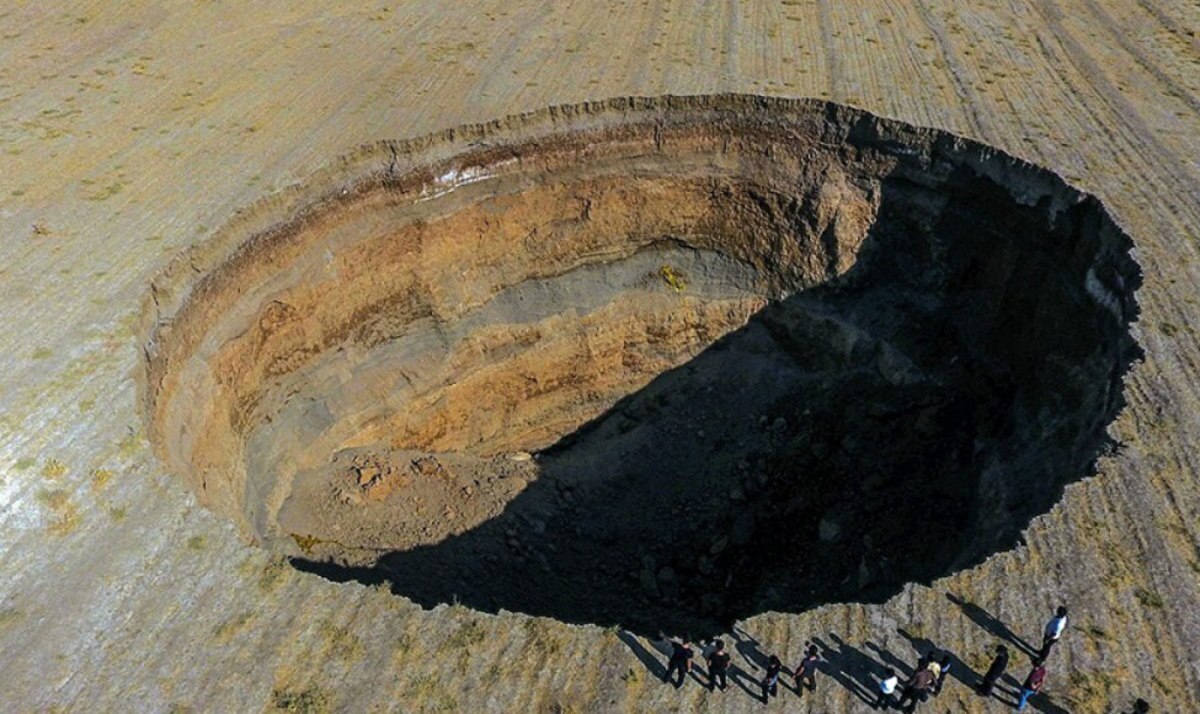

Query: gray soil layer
left=144, top=99, right=1139, bottom=638
left=2, top=4, right=1199, bottom=713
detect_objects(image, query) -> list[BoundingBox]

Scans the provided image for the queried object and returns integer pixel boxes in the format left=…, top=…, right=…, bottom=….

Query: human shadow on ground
left=616, top=630, right=666, bottom=680
left=865, top=641, right=916, bottom=679
left=292, top=161, right=1141, bottom=638
left=730, top=627, right=771, bottom=671
left=896, top=626, right=981, bottom=699
left=946, top=592, right=1039, bottom=658
left=813, top=634, right=886, bottom=706
left=723, top=664, right=757, bottom=700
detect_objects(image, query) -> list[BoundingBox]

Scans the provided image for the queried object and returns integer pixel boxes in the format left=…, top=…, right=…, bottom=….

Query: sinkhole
left=141, top=95, right=1140, bottom=635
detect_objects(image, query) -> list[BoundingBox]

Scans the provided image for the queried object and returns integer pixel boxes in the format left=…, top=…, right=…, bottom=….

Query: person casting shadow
left=758, top=654, right=784, bottom=703
left=705, top=639, right=732, bottom=692
left=793, top=642, right=821, bottom=698
left=723, top=662, right=763, bottom=701
left=896, top=656, right=935, bottom=712
left=729, top=627, right=784, bottom=703
left=662, top=636, right=696, bottom=688
left=896, top=627, right=979, bottom=697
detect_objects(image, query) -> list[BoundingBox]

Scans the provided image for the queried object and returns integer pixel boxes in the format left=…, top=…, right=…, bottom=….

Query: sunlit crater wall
left=141, top=96, right=1138, bottom=631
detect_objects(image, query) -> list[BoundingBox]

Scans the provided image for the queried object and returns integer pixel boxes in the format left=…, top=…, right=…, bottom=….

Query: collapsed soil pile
left=142, top=95, right=1140, bottom=635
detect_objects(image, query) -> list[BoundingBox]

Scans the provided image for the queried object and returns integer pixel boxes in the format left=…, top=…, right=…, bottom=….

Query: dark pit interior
left=143, top=96, right=1140, bottom=636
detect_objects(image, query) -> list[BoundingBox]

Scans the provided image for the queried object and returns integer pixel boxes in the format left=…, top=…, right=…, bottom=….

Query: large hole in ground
left=142, top=96, right=1140, bottom=635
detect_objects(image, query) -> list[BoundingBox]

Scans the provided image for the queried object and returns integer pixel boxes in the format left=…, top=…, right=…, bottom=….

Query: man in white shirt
left=1039, top=605, right=1068, bottom=659
left=873, top=668, right=899, bottom=710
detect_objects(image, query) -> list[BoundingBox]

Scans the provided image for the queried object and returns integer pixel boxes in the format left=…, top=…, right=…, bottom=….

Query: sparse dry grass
left=0, top=3, right=1197, bottom=712
left=91, top=468, right=113, bottom=492
left=41, top=459, right=67, bottom=479
left=442, top=619, right=486, bottom=651
left=258, top=559, right=290, bottom=593
left=0, top=609, right=24, bottom=630
left=269, top=687, right=331, bottom=714
left=36, top=488, right=81, bottom=535
left=1134, top=588, right=1164, bottom=609
left=404, top=674, right=457, bottom=713
left=523, top=618, right=564, bottom=659
left=318, top=620, right=365, bottom=662
left=1066, top=669, right=1121, bottom=710
left=213, top=611, right=254, bottom=644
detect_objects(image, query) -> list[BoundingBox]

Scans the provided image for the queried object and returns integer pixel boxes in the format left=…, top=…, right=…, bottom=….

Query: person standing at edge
left=978, top=644, right=1008, bottom=697
left=1017, top=659, right=1047, bottom=711
left=933, top=653, right=952, bottom=696
left=896, top=657, right=935, bottom=713
left=925, top=653, right=942, bottom=688
left=873, top=667, right=899, bottom=710
left=664, top=637, right=694, bottom=688
left=705, top=639, right=731, bottom=692
left=794, top=643, right=820, bottom=696
left=1040, top=605, right=1068, bottom=660
left=761, top=654, right=783, bottom=703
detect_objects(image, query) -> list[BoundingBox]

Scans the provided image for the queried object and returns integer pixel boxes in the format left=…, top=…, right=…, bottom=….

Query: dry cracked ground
left=1, top=2, right=1198, bottom=713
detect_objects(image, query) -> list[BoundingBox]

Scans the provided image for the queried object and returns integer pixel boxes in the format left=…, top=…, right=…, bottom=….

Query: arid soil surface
left=1, top=3, right=1198, bottom=713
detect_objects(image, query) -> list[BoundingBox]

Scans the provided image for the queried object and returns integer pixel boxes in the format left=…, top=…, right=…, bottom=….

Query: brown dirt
left=142, top=96, right=1139, bottom=636
left=1, top=2, right=1196, bottom=708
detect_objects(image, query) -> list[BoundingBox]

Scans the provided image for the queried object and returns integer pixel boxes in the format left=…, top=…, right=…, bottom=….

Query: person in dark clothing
left=706, top=639, right=731, bottom=692
left=897, top=657, right=935, bottom=713
left=1039, top=605, right=1068, bottom=660
left=760, top=654, right=783, bottom=703
left=978, top=644, right=1009, bottom=696
left=1124, top=698, right=1150, bottom=714
left=1017, top=659, right=1047, bottom=711
left=933, top=653, right=952, bottom=696
left=664, top=638, right=694, bottom=688
left=873, top=667, right=899, bottom=710
left=794, top=644, right=820, bottom=696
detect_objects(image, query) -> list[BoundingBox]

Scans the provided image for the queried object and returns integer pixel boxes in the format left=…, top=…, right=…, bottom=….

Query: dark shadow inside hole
left=292, top=163, right=1141, bottom=638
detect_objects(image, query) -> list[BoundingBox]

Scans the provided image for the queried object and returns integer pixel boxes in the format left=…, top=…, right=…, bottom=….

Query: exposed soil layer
left=142, top=96, right=1140, bottom=635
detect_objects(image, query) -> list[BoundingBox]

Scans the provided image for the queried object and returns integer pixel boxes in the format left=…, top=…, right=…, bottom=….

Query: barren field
left=1, top=2, right=1198, bottom=713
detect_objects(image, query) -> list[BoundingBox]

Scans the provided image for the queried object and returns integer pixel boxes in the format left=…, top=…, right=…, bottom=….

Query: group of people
left=974, top=606, right=1068, bottom=711
left=662, top=638, right=818, bottom=703
left=875, top=651, right=952, bottom=711
left=659, top=604, right=1151, bottom=712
